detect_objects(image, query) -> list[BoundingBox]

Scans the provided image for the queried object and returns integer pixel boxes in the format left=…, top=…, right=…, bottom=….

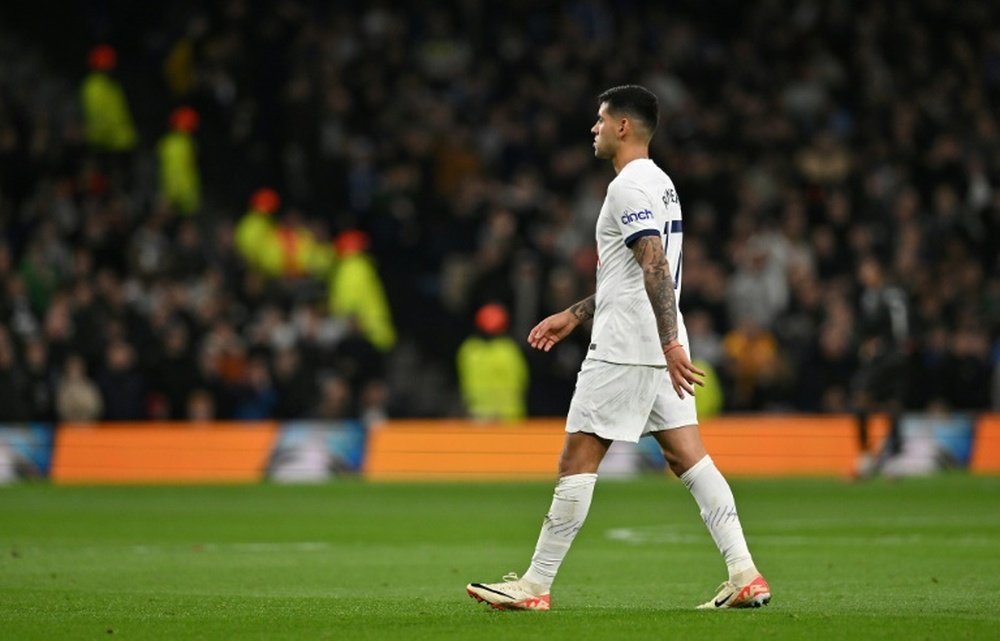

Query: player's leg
left=853, top=354, right=905, bottom=479
left=468, top=360, right=653, bottom=610
left=557, top=429, right=612, bottom=475
left=651, top=425, right=770, bottom=608
left=527, top=360, right=653, bottom=588
left=651, top=423, right=706, bottom=475
left=524, top=431, right=610, bottom=579
left=466, top=432, right=609, bottom=610
left=852, top=379, right=877, bottom=477
left=654, top=426, right=755, bottom=575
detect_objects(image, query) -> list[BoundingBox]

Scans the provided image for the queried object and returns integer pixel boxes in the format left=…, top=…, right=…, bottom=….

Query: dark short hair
left=599, top=85, right=659, bottom=136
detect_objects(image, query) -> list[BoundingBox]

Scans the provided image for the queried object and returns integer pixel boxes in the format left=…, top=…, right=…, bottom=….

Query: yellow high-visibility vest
left=456, top=335, right=529, bottom=421
left=328, top=253, right=397, bottom=351
left=157, top=131, right=200, bottom=214
left=81, top=72, right=137, bottom=152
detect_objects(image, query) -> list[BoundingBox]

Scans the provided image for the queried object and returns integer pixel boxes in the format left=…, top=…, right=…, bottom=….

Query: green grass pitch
left=2, top=475, right=999, bottom=640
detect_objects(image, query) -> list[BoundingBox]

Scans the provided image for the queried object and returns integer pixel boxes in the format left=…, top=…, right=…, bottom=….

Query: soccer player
left=466, top=85, right=770, bottom=611
left=851, top=254, right=911, bottom=477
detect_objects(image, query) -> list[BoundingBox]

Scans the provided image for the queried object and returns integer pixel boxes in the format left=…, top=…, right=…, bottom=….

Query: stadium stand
left=0, top=0, right=996, bottom=426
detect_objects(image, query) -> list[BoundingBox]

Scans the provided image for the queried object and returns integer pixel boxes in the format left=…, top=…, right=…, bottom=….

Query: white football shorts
left=565, top=357, right=698, bottom=443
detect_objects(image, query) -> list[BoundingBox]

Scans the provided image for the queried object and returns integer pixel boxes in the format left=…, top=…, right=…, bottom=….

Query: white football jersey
left=588, top=158, right=687, bottom=366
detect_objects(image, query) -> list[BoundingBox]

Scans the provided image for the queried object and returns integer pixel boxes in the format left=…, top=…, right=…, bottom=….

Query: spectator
left=55, top=354, right=103, bottom=422
left=171, top=219, right=210, bottom=279
left=96, top=339, right=146, bottom=420
left=726, top=238, right=789, bottom=332
left=18, top=237, right=63, bottom=317
left=0, top=328, right=28, bottom=421
left=22, top=337, right=56, bottom=421
left=796, top=322, right=857, bottom=413
left=3, top=274, right=40, bottom=339
left=151, top=323, right=199, bottom=420
left=272, top=345, right=318, bottom=420
left=186, top=388, right=216, bottom=422
left=940, top=321, right=992, bottom=410
left=313, top=375, right=354, bottom=420
left=722, top=317, right=787, bottom=411
left=233, top=355, right=278, bottom=420
left=332, top=317, right=385, bottom=407
left=687, top=309, right=724, bottom=369
left=359, top=380, right=390, bottom=427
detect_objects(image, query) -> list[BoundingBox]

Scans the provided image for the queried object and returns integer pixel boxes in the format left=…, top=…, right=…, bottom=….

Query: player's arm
left=527, top=294, right=594, bottom=352
left=629, top=235, right=704, bottom=398
left=568, top=295, right=595, bottom=323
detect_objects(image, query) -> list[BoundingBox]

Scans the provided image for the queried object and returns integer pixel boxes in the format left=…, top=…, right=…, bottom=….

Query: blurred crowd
left=0, top=0, right=997, bottom=424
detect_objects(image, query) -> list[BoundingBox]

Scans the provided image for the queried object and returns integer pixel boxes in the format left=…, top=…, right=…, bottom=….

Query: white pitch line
left=743, top=515, right=1000, bottom=530
left=122, top=542, right=334, bottom=554
left=605, top=526, right=997, bottom=547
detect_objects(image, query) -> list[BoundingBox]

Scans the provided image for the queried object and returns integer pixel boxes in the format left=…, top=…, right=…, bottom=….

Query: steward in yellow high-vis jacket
left=157, top=106, right=200, bottom=215
left=456, top=304, right=529, bottom=421
left=81, top=45, right=137, bottom=153
left=328, top=230, right=396, bottom=352
left=236, top=188, right=281, bottom=273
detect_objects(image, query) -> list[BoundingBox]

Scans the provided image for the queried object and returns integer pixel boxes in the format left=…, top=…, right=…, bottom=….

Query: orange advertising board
left=970, top=415, right=1000, bottom=473
left=700, top=415, right=884, bottom=476
left=43, top=414, right=997, bottom=484
left=51, top=423, right=279, bottom=484
left=364, top=420, right=567, bottom=480
left=364, top=416, right=889, bottom=480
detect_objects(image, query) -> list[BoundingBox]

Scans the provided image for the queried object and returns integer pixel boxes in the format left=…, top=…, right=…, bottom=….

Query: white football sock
left=522, top=472, right=598, bottom=590
left=679, top=455, right=755, bottom=580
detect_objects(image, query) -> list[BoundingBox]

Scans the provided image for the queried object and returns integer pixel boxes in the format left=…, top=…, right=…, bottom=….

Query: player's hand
left=663, top=341, right=705, bottom=399
left=527, top=310, right=579, bottom=352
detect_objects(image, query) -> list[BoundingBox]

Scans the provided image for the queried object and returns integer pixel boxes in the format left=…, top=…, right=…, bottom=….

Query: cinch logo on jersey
left=620, top=209, right=653, bottom=225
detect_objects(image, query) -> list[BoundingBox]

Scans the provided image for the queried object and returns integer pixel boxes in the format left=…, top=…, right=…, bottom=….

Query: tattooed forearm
left=568, top=295, right=596, bottom=322
left=630, top=236, right=678, bottom=345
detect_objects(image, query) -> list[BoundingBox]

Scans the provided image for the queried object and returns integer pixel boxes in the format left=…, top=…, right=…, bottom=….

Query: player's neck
left=612, top=145, right=649, bottom=174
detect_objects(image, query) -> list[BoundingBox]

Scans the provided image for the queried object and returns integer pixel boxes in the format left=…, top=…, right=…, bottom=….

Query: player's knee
left=661, top=447, right=703, bottom=477
left=558, top=451, right=601, bottom=476
left=662, top=451, right=687, bottom=477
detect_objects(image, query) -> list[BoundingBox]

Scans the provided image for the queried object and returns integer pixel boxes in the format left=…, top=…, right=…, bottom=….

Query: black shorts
left=851, top=353, right=907, bottom=404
